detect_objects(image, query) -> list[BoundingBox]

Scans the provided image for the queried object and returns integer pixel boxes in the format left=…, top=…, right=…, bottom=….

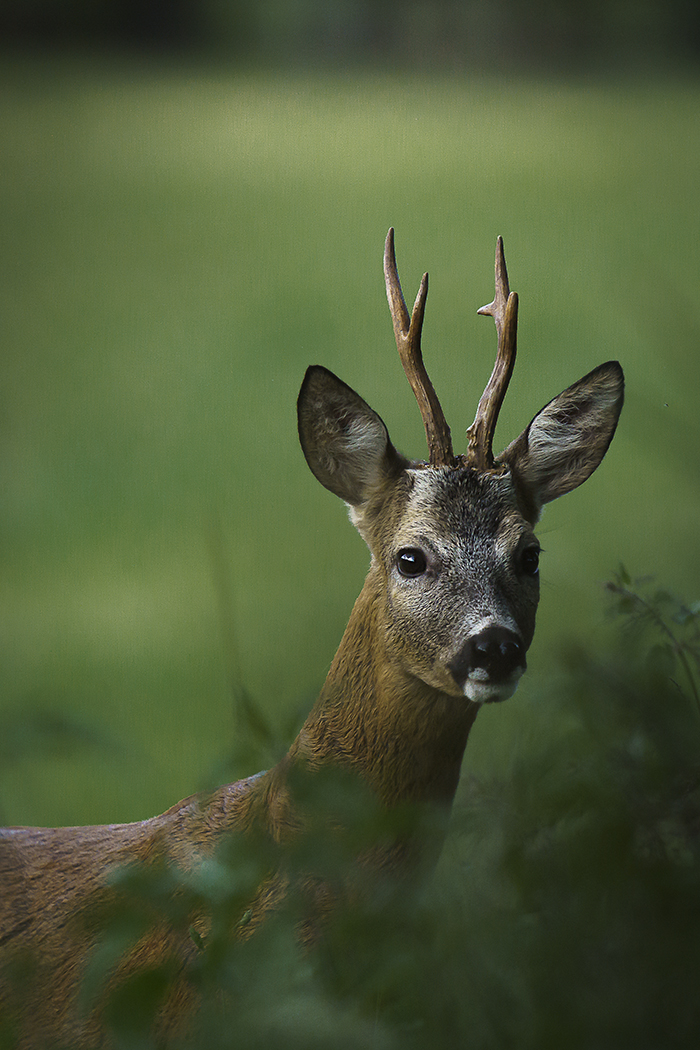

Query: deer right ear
left=298, top=366, right=407, bottom=506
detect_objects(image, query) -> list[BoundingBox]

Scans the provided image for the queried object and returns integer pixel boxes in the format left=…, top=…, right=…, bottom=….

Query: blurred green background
left=0, top=2, right=699, bottom=830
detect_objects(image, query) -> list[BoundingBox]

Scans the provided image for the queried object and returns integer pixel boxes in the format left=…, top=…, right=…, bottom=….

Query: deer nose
left=449, top=626, right=526, bottom=688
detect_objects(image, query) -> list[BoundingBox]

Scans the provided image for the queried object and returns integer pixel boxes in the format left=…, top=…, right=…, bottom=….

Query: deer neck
left=290, top=568, right=479, bottom=810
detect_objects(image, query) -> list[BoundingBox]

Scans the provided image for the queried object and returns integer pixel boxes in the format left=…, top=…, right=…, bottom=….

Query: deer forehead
left=390, top=466, right=528, bottom=557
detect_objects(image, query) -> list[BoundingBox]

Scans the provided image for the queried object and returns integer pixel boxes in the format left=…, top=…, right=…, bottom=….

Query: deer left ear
left=298, top=365, right=407, bottom=506
left=498, top=360, right=624, bottom=511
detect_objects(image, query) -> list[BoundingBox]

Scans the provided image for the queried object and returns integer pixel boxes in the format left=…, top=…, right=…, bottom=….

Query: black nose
left=449, top=626, right=525, bottom=687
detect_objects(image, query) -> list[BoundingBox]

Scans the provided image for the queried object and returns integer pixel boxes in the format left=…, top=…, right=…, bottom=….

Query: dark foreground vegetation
left=3, top=569, right=699, bottom=1049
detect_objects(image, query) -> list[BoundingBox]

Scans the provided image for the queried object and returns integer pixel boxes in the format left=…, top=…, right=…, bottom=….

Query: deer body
left=0, top=231, right=623, bottom=1047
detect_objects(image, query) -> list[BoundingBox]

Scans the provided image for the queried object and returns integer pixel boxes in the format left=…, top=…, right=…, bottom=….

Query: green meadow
left=1, top=56, right=699, bottom=829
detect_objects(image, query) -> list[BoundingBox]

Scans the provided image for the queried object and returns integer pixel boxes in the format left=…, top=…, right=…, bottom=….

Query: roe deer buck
left=0, top=230, right=623, bottom=1047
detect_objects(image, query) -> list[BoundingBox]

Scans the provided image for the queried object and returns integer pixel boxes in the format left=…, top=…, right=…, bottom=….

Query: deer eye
left=396, top=548, right=428, bottom=578
left=520, top=546, right=540, bottom=577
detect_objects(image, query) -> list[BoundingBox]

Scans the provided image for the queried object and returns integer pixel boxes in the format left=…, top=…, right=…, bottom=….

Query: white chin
left=463, top=677, right=521, bottom=705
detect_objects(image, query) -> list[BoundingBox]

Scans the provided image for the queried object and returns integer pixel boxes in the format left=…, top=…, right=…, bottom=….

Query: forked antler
left=384, top=228, right=455, bottom=467
left=385, top=230, right=517, bottom=471
left=465, top=236, right=519, bottom=471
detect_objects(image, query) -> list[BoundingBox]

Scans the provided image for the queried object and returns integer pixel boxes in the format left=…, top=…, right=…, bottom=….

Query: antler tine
left=466, top=236, right=519, bottom=471
left=383, top=228, right=455, bottom=467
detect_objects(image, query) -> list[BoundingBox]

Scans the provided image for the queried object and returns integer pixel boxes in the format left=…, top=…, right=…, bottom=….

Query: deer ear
left=298, top=366, right=407, bottom=506
left=498, top=361, right=624, bottom=511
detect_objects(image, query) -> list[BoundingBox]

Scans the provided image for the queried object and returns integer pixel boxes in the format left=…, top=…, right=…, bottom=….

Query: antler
left=384, top=228, right=455, bottom=467
left=465, top=236, right=519, bottom=471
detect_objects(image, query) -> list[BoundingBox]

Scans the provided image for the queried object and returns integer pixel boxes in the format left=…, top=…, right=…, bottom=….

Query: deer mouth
left=461, top=666, right=525, bottom=704
left=448, top=625, right=527, bottom=704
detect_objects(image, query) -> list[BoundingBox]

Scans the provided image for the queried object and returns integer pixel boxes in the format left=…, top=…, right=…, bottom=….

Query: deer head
left=298, top=230, right=623, bottom=708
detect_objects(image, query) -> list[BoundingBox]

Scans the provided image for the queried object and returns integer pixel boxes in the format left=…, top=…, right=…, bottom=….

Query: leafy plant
left=606, top=565, right=700, bottom=714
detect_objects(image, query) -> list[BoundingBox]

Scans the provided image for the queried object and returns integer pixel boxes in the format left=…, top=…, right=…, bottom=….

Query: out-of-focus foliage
left=0, top=705, right=110, bottom=826
left=12, top=570, right=695, bottom=1050
left=606, top=565, right=700, bottom=714
left=1, top=0, right=699, bottom=71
